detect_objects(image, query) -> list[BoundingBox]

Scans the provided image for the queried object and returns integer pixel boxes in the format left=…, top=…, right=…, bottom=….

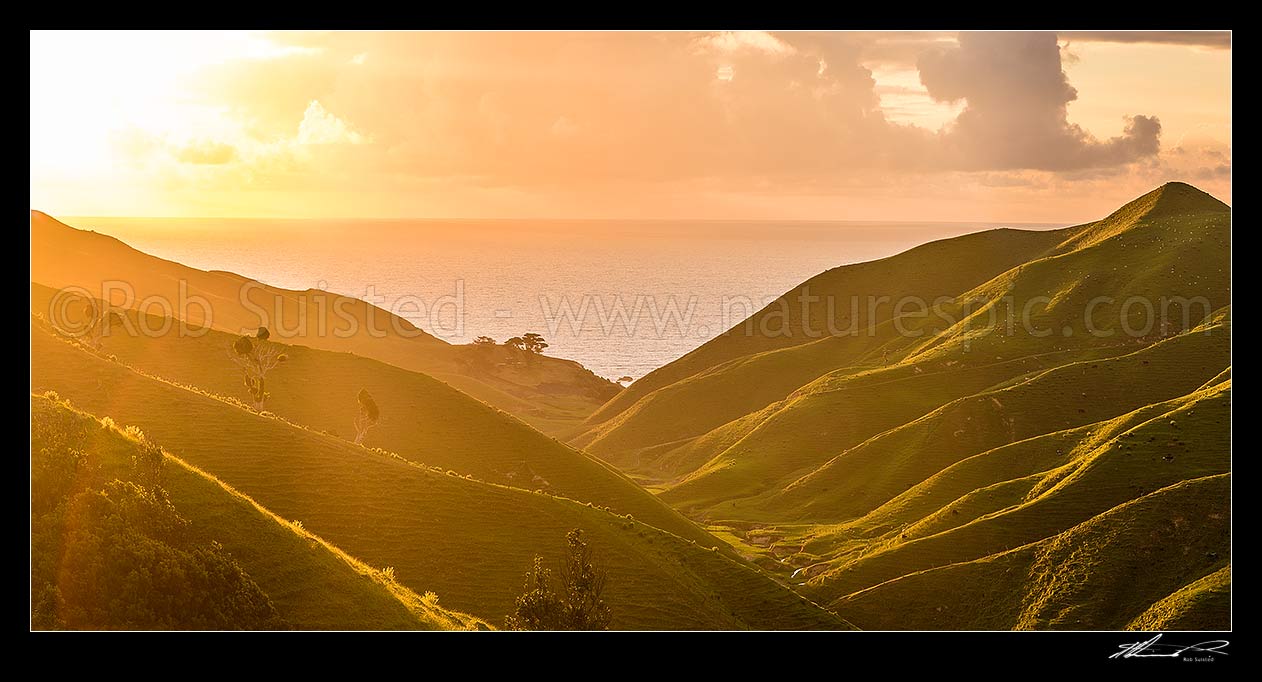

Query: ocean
left=70, top=217, right=1064, bottom=381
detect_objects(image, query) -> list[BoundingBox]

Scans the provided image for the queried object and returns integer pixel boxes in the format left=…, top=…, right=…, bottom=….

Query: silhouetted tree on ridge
left=521, top=333, right=548, bottom=355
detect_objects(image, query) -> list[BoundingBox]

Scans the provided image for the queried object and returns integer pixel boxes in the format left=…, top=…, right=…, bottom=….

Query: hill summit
left=567, top=181, right=1231, bottom=630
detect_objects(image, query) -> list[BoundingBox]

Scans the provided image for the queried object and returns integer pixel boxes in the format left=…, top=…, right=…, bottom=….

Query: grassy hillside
left=30, top=282, right=713, bottom=548
left=30, top=211, right=616, bottom=433
left=579, top=226, right=1071, bottom=443
left=579, top=183, right=1229, bottom=521
left=825, top=473, right=1230, bottom=630
left=563, top=182, right=1231, bottom=630
left=758, top=315, right=1229, bottom=524
left=31, top=393, right=485, bottom=630
left=30, top=322, right=849, bottom=630
left=29, top=180, right=1229, bottom=631
left=800, top=377, right=1229, bottom=599
left=1128, top=566, right=1231, bottom=631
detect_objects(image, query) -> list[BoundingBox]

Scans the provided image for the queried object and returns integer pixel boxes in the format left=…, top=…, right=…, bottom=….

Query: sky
left=29, top=30, right=1231, bottom=223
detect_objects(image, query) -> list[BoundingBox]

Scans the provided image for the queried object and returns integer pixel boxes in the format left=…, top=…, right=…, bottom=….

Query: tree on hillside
left=521, top=333, right=549, bottom=355
left=468, top=336, right=499, bottom=369
left=230, top=327, right=288, bottom=410
left=81, top=302, right=123, bottom=350
left=354, top=388, right=380, bottom=445
left=504, top=336, right=528, bottom=365
left=505, top=529, right=611, bottom=630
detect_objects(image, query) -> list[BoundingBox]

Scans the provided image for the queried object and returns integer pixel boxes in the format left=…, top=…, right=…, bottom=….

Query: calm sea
left=69, top=218, right=1063, bottom=381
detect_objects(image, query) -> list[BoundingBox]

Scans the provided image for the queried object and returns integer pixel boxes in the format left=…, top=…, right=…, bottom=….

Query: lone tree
left=505, top=529, right=611, bottom=630
left=230, top=326, right=288, bottom=410
left=80, top=302, right=123, bottom=350
left=354, top=388, right=380, bottom=444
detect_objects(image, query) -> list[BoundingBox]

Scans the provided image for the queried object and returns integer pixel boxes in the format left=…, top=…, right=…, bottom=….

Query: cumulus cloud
left=695, top=30, right=796, bottom=56
left=918, top=32, right=1162, bottom=170
left=296, top=100, right=367, bottom=145
left=86, top=30, right=1222, bottom=219
left=190, top=31, right=1174, bottom=187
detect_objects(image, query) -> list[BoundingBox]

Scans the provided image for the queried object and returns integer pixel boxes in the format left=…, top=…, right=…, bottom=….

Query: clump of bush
left=505, top=529, right=611, bottom=631
left=30, top=397, right=283, bottom=630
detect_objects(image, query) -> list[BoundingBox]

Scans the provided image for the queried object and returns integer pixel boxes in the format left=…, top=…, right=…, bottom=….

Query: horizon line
left=43, top=212, right=1075, bottom=228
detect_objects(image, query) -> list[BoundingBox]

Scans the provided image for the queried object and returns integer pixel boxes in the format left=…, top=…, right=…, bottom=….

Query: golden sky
left=29, top=30, right=1230, bottom=223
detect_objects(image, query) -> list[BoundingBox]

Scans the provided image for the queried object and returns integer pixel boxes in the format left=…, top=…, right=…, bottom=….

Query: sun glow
left=30, top=31, right=305, bottom=178
left=29, top=30, right=1231, bottom=221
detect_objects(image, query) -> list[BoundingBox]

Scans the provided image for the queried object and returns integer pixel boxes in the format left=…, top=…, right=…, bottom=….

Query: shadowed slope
left=30, top=282, right=713, bottom=547
left=30, top=323, right=849, bottom=630
left=32, top=394, right=486, bottom=630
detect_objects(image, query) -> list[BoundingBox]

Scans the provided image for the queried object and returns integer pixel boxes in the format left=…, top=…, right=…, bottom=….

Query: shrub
left=504, top=529, right=611, bottom=631
left=32, top=460, right=281, bottom=630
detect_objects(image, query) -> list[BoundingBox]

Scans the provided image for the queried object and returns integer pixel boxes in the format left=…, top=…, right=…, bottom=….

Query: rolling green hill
left=577, top=226, right=1073, bottom=451
left=563, top=182, right=1231, bottom=629
left=30, top=321, right=849, bottom=630
left=30, top=282, right=715, bottom=548
left=825, top=471, right=1230, bottom=630
left=1128, top=566, right=1231, bottom=631
left=801, top=376, right=1229, bottom=599
left=31, top=393, right=486, bottom=630
left=30, top=211, right=616, bottom=434
left=29, top=180, right=1230, bottom=630
left=753, top=313, right=1230, bottom=524
left=576, top=183, right=1229, bottom=515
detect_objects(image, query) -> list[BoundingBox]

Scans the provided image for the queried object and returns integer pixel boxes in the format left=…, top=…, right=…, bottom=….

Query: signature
left=1111, top=634, right=1230, bottom=660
